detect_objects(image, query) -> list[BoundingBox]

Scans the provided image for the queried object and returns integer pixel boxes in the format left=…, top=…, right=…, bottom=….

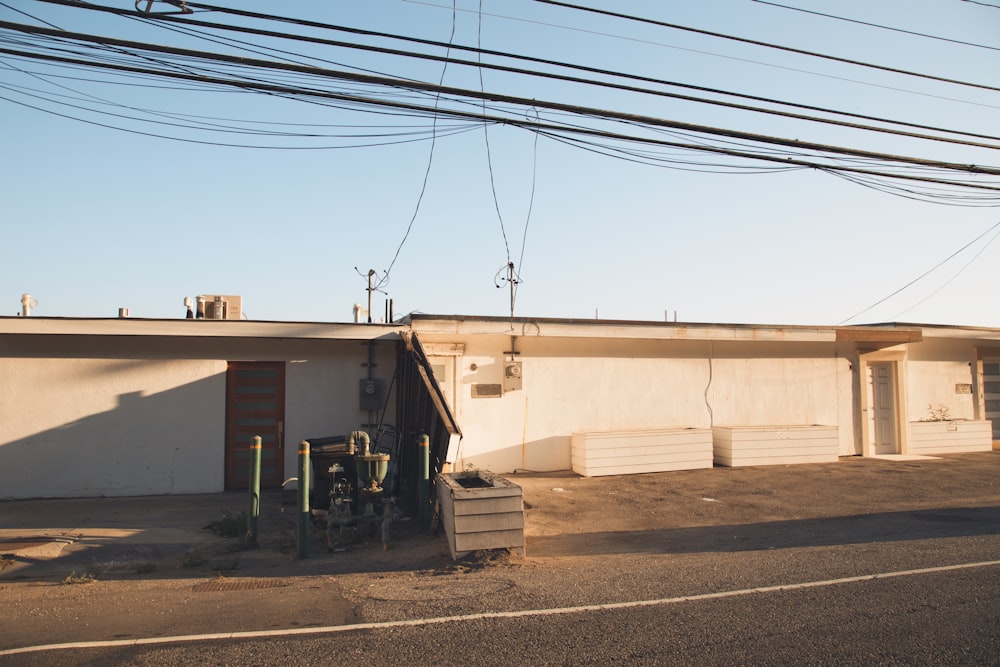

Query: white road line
left=3, top=559, right=998, bottom=657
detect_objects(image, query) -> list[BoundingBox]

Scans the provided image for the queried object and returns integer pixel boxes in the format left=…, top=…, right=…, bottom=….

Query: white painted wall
left=0, top=334, right=397, bottom=498
left=0, top=356, right=226, bottom=498
left=282, top=340, right=398, bottom=485
left=903, top=339, right=978, bottom=422
left=430, top=334, right=849, bottom=473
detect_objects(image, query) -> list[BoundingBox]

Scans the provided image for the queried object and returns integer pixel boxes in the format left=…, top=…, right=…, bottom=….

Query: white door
left=871, top=363, right=898, bottom=454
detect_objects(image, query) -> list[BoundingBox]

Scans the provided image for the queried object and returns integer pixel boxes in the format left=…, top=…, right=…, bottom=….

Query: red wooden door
left=225, top=362, right=285, bottom=490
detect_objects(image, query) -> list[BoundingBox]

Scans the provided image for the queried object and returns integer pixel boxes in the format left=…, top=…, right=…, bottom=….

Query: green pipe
left=248, top=435, right=262, bottom=546
left=297, top=440, right=310, bottom=559
left=418, top=434, right=430, bottom=531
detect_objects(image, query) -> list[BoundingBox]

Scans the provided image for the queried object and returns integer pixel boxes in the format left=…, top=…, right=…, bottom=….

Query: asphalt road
left=4, top=530, right=998, bottom=665
left=1, top=453, right=998, bottom=665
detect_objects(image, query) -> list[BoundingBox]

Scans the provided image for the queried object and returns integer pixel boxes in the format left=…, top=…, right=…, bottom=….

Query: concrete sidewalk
left=1, top=451, right=998, bottom=582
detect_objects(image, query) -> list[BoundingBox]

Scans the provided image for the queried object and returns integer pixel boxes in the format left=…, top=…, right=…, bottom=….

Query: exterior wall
left=0, top=333, right=396, bottom=499
left=429, top=334, right=849, bottom=474
left=0, top=356, right=226, bottom=498
left=903, top=339, right=979, bottom=422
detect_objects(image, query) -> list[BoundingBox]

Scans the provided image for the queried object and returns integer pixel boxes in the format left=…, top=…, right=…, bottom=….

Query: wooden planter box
left=712, top=425, right=839, bottom=467
left=908, top=420, right=992, bottom=454
left=437, top=471, right=525, bottom=560
left=571, top=428, right=713, bottom=477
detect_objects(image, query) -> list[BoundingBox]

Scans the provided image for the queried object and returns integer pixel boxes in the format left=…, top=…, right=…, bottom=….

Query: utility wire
left=536, top=0, right=1000, bottom=94
left=837, top=220, right=1000, bottom=324
left=377, top=0, right=457, bottom=289
left=962, top=0, right=1000, bottom=9
left=3, top=21, right=997, bottom=180
left=477, top=0, right=512, bottom=266
left=40, top=0, right=1000, bottom=147
left=409, top=0, right=1000, bottom=113
left=751, top=0, right=1000, bottom=53
left=3, top=38, right=999, bottom=205
left=0, top=0, right=61, bottom=29
left=890, top=225, right=1000, bottom=319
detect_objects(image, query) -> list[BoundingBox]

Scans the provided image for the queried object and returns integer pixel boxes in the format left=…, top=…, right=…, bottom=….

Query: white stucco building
left=0, top=314, right=996, bottom=500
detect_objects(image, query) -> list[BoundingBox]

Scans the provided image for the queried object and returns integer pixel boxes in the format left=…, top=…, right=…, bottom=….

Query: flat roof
left=0, top=316, right=400, bottom=341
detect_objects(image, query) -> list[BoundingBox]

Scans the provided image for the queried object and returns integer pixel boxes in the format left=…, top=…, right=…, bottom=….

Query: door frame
left=870, top=362, right=899, bottom=454
left=225, top=361, right=286, bottom=490
left=857, top=350, right=908, bottom=457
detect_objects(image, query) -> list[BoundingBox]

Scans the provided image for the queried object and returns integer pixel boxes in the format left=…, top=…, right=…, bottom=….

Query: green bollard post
left=297, top=440, right=310, bottom=559
left=418, top=434, right=430, bottom=531
left=248, top=435, right=262, bottom=547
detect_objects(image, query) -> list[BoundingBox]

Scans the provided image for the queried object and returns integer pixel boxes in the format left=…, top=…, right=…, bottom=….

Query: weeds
left=204, top=510, right=248, bottom=539
left=62, top=571, right=96, bottom=585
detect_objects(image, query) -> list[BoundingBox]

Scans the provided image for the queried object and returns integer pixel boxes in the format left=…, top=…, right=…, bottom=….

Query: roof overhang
left=0, top=316, right=401, bottom=341
left=406, top=314, right=923, bottom=346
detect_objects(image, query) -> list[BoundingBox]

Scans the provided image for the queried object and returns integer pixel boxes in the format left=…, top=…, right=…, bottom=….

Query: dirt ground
left=1, top=451, right=997, bottom=582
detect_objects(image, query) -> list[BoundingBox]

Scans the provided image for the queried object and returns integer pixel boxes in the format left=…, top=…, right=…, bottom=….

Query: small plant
left=204, top=510, right=248, bottom=539
left=62, top=571, right=96, bottom=585
left=922, top=404, right=952, bottom=422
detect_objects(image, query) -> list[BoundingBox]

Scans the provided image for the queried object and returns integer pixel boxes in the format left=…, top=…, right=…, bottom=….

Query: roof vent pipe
left=20, top=293, right=36, bottom=317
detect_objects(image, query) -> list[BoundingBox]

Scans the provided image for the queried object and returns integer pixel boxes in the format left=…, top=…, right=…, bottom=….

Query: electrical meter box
left=503, top=361, right=523, bottom=392
left=359, top=378, right=386, bottom=411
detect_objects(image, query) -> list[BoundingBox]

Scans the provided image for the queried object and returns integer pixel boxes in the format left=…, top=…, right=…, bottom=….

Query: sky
left=2, top=0, right=999, bottom=326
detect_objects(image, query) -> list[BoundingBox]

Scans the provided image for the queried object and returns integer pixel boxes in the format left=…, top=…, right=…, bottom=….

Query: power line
left=3, top=20, right=997, bottom=180
left=2, top=37, right=999, bottom=208
left=536, top=0, right=1000, bottom=94
left=407, top=0, right=1000, bottom=113
left=890, top=225, right=1000, bottom=319
left=39, top=0, right=1000, bottom=147
left=962, top=0, right=1000, bottom=9
left=377, top=0, right=458, bottom=289
left=837, top=220, right=1000, bottom=324
left=751, top=0, right=1000, bottom=53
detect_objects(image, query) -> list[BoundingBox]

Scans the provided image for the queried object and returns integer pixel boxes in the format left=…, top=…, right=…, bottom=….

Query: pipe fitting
left=348, top=430, right=371, bottom=456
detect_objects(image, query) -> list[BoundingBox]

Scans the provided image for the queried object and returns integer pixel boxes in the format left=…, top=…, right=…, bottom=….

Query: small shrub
left=204, top=510, right=248, bottom=539
left=922, top=404, right=952, bottom=422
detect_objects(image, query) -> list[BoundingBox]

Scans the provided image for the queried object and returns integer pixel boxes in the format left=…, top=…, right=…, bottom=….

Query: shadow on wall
left=0, top=374, right=225, bottom=499
left=458, top=436, right=572, bottom=474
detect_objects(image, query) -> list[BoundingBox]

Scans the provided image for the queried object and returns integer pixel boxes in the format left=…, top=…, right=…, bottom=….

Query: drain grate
left=192, top=578, right=289, bottom=593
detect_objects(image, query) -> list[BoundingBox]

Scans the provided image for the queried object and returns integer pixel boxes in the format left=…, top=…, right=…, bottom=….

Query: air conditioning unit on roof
left=198, top=294, right=242, bottom=320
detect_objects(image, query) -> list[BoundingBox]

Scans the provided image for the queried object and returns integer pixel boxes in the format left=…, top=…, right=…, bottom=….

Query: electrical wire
left=4, top=21, right=997, bottom=181
left=890, top=225, right=1000, bottom=319
left=477, top=0, right=512, bottom=267
left=751, top=0, right=1000, bottom=53
left=837, top=220, right=1000, bottom=324
left=376, top=0, right=458, bottom=290
left=512, top=106, right=541, bottom=311
left=535, top=0, right=1000, bottom=94
left=37, top=0, right=1000, bottom=145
